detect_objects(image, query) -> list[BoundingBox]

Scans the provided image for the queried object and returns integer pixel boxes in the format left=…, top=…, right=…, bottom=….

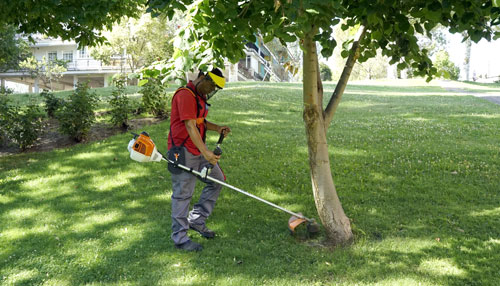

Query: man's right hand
left=203, top=149, right=220, bottom=166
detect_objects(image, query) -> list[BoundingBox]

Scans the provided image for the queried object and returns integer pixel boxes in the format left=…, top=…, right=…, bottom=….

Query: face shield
left=205, top=71, right=225, bottom=100
left=206, top=86, right=221, bottom=100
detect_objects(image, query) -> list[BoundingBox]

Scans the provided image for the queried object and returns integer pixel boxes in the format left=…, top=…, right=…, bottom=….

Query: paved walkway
left=439, top=80, right=500, bottom=106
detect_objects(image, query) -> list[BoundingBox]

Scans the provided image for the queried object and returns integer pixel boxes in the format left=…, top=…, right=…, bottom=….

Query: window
left=48, top=51, right=57, bottom=62
left=63, top=52, right=73, bottom=62
left=78, top=47, right=88, bottom=58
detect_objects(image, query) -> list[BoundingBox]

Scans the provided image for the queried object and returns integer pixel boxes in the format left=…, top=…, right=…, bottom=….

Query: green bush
left=57, top=82, right=99, bottom=142
left=41, top=90, right=64, bottom=118
left=131, top=98, right=145, bottom=115
left=140, top=77, right=170, bottom=118
left=320, top=63, right=332, bottom=81
left=0, top=97, right=44, bottom=150
left=8, top=104, right=44, bottom=150
left=0, top=86, right=14, bottom=95
left=0, top=96, right=14, bottom=145
left=109, top=78, right=132, bottom=129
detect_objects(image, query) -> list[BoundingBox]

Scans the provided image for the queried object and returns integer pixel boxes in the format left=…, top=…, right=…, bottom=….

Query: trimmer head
left=288, top=213, right=320, bottom=235
left=306, top=220, right=321, bottom=234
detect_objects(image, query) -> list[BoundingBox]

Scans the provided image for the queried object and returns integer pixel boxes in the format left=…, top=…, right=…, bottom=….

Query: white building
left=0, top=35, right=297, bottom=93
left=0, top=35, right=129, bottom=93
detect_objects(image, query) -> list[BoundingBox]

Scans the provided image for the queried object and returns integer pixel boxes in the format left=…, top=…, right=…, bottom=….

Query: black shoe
left=189, top=223, right=216, bottom=239
left=175, top=240, right=203, bottom=251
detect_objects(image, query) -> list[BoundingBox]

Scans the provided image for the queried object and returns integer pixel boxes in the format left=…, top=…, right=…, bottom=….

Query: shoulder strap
left=169, top=86, right=204, bottom=148
left=173, top=86, right=202, bottom=118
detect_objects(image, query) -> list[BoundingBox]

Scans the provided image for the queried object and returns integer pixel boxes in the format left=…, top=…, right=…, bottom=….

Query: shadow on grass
left=1, top=82, right=500, bottom=285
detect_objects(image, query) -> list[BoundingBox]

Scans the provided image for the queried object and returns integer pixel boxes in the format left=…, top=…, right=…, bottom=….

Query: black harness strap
left=169, top=86, right=206, bottom=149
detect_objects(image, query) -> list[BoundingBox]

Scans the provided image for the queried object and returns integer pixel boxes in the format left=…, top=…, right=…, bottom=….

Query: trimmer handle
left=216, top=132, right=225, bottom=144
left=213, top=132, right=225, bottom=156
left=202, top=131, right=225, bottom=179
left=213, top=147, right=222, bottom=156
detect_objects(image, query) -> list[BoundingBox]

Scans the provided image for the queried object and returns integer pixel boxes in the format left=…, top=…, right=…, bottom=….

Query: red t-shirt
left=168, top=81, right=208, bottom=155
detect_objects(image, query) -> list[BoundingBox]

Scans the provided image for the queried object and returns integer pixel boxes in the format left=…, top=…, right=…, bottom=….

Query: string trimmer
left=127, top=131, right=320, bottom=235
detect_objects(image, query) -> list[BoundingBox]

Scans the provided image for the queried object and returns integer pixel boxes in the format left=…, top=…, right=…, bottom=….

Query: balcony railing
left=64, top=58, right=128, bottom=71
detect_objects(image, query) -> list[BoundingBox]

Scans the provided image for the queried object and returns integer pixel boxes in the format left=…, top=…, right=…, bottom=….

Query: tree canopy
left=90, top=13, right=176, bottom=73
left=0, top=0, right=147, bottom=47
left=145, top=0, right=500, bottom=81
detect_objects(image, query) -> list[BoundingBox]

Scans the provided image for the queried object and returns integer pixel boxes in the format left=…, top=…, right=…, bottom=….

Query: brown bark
left=302, top=26, right=353, bottom=245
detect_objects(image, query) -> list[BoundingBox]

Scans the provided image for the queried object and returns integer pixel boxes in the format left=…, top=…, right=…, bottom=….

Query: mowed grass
left=6, top=86, right=143, bottom=109
left=1, top=79, right=500, bottom=286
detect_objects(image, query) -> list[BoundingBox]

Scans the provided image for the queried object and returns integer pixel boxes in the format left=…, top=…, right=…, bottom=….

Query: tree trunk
left=464, top=34, right=472, bottom=81
left=302, top=28, right=353, bottom=245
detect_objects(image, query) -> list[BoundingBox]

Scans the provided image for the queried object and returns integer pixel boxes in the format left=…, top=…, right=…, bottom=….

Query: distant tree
left=434, top=50, right=460, bottom=80
left=320, top=63, right=332, bottom=81
left=90, top=12, right=176, bottom=74
left=417, top=25, right=449, bottom=56
left=462, top=32, right=472, bottom=81
left=19, top=56, right=67, bottom=91
left=350, top=50, right=389, bottom=80
left=0, top=25, right=31, bottom=72
left=330, top=24, right=388, bottom=81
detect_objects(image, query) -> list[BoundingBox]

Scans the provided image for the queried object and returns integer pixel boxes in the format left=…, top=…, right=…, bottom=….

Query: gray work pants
left=170, top=148, right=224, bottom=245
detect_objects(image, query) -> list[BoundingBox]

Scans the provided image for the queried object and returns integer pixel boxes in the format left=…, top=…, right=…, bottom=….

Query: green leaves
left=305, top=9, right=320, bottom=15
left=394, top=14, right=410, bottom=32
left=135, top=0, right=500, bottom=86
left=371, top=30, right=383, bottom=41
left=1, top=0, right=147, bottom=46
left=414, top=23, right=424, bottom=34
left=138, top=79, right=149, bottom=87
left=0, top=25, right=31, bottom=72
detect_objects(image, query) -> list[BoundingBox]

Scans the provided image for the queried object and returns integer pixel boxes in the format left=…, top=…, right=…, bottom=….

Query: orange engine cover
left=132, top=133, right=156, bottom=156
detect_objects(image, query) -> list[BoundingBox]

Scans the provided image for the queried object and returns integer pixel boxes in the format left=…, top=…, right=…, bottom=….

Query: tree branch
left=324, top=25, right=367, bottom=129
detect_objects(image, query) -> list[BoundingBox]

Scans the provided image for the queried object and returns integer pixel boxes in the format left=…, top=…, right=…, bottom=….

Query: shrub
left=0, top=96, right=14, bottom=145
left=0, top=97, right=44, bottom=150
left=140, top=77, right=170, bottom=118
left=57, top=82, right=99, bottom=142
left=109, top=78, right=131, bottom=129
left=0, top=86, right=14, bottom=96
left=8, top=104, right=44, bottom=150
left=40, top=90, right=64, bottom=118
left=131, top=98, right=145, bottom=115
left=320, top=63, right=332, bottom=81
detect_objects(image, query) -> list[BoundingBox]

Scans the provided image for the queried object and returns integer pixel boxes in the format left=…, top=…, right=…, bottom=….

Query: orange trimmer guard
left=288, top=213, right=307, bottom=233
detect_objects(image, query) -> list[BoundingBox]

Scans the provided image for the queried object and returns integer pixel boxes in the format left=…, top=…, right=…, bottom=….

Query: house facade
left=0, top=35, right=128, bottom=93
left=233, top=38, right=296, bottom=82
left=0, top=35, right=296, bottom=93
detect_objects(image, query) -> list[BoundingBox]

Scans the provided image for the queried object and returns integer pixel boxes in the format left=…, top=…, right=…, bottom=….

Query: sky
left=447, top=32, right=500, bottom=81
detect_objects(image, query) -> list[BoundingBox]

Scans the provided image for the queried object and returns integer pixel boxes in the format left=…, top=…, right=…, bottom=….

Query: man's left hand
left=218, top=125, right=231, bottom=137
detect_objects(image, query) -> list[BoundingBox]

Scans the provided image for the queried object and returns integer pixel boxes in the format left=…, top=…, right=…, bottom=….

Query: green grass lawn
left=1, top=80, right=499, bottom=286
left=7, top=86, right=143, bottom=108
left=4, top=85, right=179, bottom=123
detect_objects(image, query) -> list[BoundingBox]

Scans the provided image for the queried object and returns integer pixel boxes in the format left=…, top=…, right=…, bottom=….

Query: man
left=168, top=68, right=230, bottom=251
